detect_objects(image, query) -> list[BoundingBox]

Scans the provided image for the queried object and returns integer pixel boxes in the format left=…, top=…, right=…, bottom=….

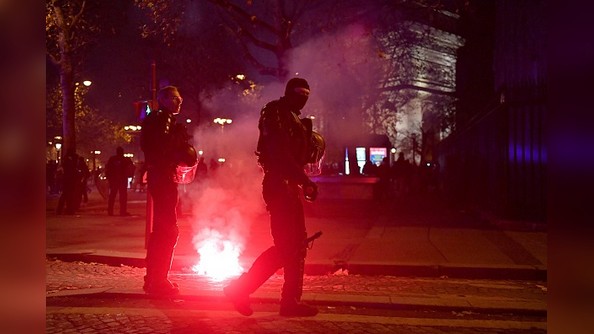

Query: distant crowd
left=47, top=149, right=90, bottom=215
left=47, top=148, right=438, bottom=214
left=46, top=150, right=223, bottom=216
left=319, top=152, right=440, bottom=200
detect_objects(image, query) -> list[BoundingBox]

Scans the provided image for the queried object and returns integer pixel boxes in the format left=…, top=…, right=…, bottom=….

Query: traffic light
left=133, top=100, right=152, bottom=121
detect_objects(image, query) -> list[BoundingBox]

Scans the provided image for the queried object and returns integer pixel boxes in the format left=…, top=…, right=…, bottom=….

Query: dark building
left=438, top=1, right=546, bottom=221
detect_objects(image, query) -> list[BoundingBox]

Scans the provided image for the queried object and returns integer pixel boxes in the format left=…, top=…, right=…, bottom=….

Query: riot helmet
left=173, top=143, right=198, bottom=184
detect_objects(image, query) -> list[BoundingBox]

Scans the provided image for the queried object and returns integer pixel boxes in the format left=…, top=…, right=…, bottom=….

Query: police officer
left=224, top=78, right=320, bottom=317
left=140, top=85, right=186, bottom=296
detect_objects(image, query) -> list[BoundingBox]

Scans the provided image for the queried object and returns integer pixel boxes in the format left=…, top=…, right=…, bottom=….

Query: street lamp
left=124, top=125, right=142, bottom=132
left=390, top=147, right=397, bottom=165
left=213, top=117, right=232, bottom=133
left=55, top=142, right=62, bottom=162
left=213, top=117, right=232, bottom=125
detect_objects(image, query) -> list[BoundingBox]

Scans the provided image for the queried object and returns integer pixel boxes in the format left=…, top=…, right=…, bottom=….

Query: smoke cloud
left=188, top=96, right=265, bottom=257
left=186, top=23, right=383, bottom=257
left=288, top=23, right=384, bottom=143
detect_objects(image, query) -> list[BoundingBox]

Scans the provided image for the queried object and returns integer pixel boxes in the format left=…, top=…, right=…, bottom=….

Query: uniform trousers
left=145, top=168, right=179, bottom=283
left=232, top=174, right=308, bottom=302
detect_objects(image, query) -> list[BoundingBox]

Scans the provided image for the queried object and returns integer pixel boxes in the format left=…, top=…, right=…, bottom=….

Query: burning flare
left=192, top=228, right=244, bottom=281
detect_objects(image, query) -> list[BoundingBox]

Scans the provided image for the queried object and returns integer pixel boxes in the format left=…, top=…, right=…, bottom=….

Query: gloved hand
left=303, top=179, right=318, bottom=202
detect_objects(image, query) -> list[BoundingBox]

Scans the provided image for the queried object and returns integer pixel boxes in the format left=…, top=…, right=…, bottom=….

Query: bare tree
left=134, top=0, right=298, bottom=79
left=133, top=0, right=464, bottom=165
left=46, top=0, right=98, bottom=154
left=204, top=0, right=317, bottom=79
left=46, top=82, right=130, bottom=158
left=47, top=0, right=142, bottom=156
left=133, top=0, right=185, bottom=47
left=132, top=0, right=251, bottom=125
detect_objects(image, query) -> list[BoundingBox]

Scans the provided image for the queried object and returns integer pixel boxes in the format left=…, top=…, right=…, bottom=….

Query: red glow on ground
left=191, top=228, right=244, bottom=282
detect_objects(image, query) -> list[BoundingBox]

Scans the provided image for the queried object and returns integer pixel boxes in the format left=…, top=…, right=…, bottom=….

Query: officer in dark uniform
left=224, top=78, right=320, bottom=317
left=140, top=85, right=187, bottom=296
left=105, top=146, right=134, bottom=216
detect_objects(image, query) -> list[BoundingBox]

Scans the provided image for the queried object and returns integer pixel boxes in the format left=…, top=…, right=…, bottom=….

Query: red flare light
left=192, top=228, right=244, bottom=282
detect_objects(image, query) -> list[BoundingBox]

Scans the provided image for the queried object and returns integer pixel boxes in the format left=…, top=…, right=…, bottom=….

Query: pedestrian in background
left=132, top=161, right=147, bottom=192
left=105, top=146, right=134, bottom=216
left=223, top=78, right=321, bottom=317
left=56, top=148, right=80, bottom=215
left=393, top=152, right=411, bottom=195
left=46, top=160, right=58, bottom=194
left=376, top=156, right=392, bottom=201
left=75, top=156, right=91, bottom=209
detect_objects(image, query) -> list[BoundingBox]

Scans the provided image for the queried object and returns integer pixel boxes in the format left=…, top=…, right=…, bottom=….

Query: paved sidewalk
left=46, top=259, right=547, bottom=315
left=46, top=180, right=547, bottom=314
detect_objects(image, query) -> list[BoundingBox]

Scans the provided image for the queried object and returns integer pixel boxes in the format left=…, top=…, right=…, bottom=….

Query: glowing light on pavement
left=192, top=228, right=244, bottom=282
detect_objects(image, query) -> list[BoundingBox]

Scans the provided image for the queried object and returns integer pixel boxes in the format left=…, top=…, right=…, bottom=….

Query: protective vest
left=140, top=109, right=197, bottom=183
left=256, top=99, right=325, bottom=182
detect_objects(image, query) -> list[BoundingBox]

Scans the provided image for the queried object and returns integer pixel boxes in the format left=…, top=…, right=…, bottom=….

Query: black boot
left=279, top=248, right=314, bottom=317
left=143, top=276, right=179, bottom=296
left=144, top=230, right=179, bottom=296
left=279, top=299, right=318, bottom=317
left=223, top=279, right=253, bottom=316
left=223, top=246, right=285, bottom=316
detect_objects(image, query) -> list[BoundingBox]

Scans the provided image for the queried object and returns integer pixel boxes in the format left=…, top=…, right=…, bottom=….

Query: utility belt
left=146, top=162, right=175, bottom=173
left=263, top=170, right=299, bottom=187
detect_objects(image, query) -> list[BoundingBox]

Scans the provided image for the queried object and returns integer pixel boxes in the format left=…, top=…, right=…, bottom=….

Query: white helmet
left=173, top=143, right=198, bottom=184
left=304, top=131, right=325, bottom=176
left=308, top=131, right=325, bottom=164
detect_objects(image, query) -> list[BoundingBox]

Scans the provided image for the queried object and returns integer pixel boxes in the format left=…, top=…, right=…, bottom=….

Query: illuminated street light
left=213, top=118, right=233, bottom=135
left=186, top=118, right=192, bottom=124
left=53, top=136, right=63, bottom=162
left=124, top=125, right=142, bottom=132
left=55, top=142, right=62, bottom=162
left=213, top=117, right=232, bottom=125
left=82, top=80, right=92, bottom=87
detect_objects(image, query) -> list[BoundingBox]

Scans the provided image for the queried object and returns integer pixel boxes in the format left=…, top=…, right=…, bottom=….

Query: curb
left=46, top=253, right=547, bottom=281
left=47, top=290, right=547, bottom=317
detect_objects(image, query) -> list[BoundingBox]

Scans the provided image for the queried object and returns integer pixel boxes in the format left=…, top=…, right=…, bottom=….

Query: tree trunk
left=60, top=53, right=76, bottom=155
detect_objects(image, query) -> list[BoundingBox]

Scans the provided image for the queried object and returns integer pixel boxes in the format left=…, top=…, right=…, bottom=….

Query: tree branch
left=70, top=0, right=86, bottom=29
left=208, top=0, right=279, bottom=35
left=238, top=27, right=277, bottom=52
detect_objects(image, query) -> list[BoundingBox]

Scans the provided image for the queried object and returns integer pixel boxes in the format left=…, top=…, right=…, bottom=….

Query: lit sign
left=369, top=147, right=387, bottom=165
